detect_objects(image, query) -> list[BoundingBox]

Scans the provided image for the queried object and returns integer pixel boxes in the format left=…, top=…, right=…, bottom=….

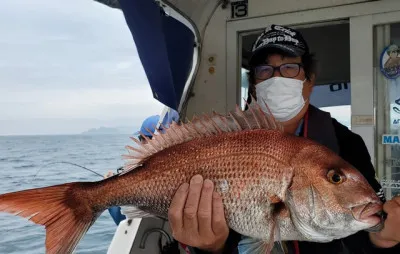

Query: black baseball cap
left=249, top=24, right=309, bottom=65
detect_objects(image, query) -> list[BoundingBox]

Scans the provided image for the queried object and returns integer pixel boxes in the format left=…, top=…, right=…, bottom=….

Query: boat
left=92, top=0, right=400, bottom=253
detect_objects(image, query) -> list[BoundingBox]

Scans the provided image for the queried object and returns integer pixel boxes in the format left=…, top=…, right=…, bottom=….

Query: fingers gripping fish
left=0, top=99, right=383, bottom=254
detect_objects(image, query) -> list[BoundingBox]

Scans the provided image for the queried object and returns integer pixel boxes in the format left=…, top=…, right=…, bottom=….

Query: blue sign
left=380, top=44, right=400, bottom=80
left=382, top=135, right=400, bottom=144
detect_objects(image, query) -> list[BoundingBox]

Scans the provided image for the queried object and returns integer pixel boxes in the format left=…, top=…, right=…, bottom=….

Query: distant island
left=81, top=120, right=352, bottom=135
left=81, top=126, right=138, bottom=135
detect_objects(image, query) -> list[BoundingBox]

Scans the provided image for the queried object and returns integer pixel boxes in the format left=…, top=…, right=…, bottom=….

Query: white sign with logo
left=380, top=44, right=400, bottom=80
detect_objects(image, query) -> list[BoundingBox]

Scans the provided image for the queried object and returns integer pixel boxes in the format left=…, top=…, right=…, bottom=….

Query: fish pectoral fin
left=238, top=215, right=279, bottom=254
left=238, top=236, right=275, bottom=254
left=121, top=206, right=156, bottom=218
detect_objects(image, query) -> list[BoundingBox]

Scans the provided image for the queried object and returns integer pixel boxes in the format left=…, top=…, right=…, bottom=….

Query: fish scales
left=92, top=130, right=298, bottom=239
left=0, top=100, right=383, bottom=254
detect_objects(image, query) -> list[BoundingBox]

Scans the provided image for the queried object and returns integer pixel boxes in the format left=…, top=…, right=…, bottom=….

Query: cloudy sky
left=0, top=0, right=164, bottom=135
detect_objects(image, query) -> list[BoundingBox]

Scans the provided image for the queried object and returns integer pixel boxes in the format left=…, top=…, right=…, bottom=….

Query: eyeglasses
left=254, top=63, right=303, bottom=80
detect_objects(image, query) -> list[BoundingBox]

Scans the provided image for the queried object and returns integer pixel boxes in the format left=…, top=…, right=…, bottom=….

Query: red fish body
left=0, top=103, right=382, bottom=254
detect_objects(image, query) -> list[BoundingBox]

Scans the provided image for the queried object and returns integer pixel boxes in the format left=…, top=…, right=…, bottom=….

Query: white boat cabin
left=95, top=0, right=400, bottom=253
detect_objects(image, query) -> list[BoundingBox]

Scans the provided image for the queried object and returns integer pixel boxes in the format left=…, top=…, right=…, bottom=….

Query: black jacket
left=192, top=105, right=400, bottom=254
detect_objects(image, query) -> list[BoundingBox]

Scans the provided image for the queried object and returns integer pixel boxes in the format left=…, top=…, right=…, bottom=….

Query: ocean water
left=0, top=134, right=133, bottom=254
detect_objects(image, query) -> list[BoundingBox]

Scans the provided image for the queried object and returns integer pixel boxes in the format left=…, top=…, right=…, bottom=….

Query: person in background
left=104, top=114, right=162, bottom=225
left=104, top=169, right=127, bottom=225
left=105, top=109, right=180, bottom=226
left=162, top=108, right=180, bottom=128
left=167, top=24, right=400, bottom=253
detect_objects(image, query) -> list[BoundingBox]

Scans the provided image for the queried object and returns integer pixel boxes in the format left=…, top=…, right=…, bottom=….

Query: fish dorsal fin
left=121, top=97, right=283, bottom=174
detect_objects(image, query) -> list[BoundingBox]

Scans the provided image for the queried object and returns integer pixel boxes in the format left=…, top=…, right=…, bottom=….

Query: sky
left=0, top=0, right=165, bottom=135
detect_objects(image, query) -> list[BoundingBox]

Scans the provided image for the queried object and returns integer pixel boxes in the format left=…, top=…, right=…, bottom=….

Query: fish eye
left=327, top=169, right=345, bottom=184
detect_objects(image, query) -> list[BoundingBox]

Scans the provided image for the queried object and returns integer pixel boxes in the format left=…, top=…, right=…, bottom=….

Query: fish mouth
left=351, top=202, right=383, bottom=227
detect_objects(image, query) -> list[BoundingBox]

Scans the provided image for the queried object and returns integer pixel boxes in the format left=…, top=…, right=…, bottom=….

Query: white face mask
left=255, top=77, right=306, bottom=122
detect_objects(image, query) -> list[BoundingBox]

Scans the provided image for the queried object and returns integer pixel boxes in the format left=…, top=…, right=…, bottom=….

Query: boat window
left=241, top=68, right=249, bottom=109
left=319, top=105, right=351, bottom=129
left=311, top=83, right=351, bottom=129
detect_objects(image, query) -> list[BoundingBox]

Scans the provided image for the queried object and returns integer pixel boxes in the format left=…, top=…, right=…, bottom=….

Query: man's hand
left=168, top=175, right=229, bottom=253
left=369, top=196, right=400, bottom=248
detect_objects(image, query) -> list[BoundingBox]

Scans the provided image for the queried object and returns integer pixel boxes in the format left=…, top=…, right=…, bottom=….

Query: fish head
left=286, top=143, right=383, bottom=242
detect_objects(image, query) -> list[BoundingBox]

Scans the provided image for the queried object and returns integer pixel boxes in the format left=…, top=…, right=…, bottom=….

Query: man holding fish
left=1, top=25, right=400, bottom=254
left=168, top=25, right=400, bottom=253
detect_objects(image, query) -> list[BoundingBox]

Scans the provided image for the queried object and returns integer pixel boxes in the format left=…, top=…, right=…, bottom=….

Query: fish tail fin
left=0, top=182, right=100, bottom=254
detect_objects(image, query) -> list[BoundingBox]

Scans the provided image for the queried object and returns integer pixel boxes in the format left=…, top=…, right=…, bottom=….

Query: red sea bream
left=0, top=102, right=383, bottom=254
